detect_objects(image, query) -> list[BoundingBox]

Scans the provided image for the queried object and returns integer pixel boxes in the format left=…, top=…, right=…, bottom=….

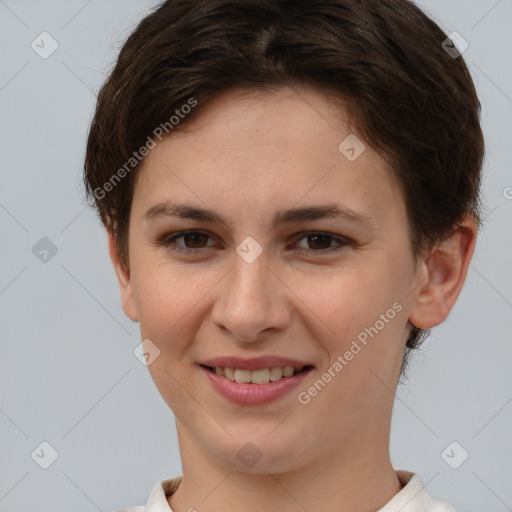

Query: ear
left=408, top=215, right=478, bottom=330
left=107, top=231, right=139, bottom=322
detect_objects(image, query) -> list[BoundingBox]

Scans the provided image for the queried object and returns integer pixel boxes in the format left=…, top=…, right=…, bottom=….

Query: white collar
left=378, top=470, right=456, bottom=512
left=121, top=469, right=456, bottom=512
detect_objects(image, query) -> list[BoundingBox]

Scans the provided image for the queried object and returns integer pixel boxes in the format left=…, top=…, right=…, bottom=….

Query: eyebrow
left=143, top=200, right=377, bottom=230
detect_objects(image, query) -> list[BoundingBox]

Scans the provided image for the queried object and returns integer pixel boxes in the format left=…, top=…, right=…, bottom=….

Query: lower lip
left=200, top=365, right=314, bottom=405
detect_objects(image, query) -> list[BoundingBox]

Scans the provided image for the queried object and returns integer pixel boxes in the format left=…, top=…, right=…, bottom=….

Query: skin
left=108, top=84, right=477, bottom=512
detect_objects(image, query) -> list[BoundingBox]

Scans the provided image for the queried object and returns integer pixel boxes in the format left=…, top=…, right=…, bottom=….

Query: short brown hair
left=83, top=0, right=485, bottom=376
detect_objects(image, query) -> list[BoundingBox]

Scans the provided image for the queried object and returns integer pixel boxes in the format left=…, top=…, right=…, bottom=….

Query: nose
left=210, top=250, right=291, bottom=342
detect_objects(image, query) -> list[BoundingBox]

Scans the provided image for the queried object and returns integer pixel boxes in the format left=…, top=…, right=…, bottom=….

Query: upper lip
left=200, top=356, right=314, bottom=371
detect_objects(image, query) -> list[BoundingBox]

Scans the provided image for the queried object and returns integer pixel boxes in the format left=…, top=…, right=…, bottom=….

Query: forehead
left=132, top=85, right=405, bottom=231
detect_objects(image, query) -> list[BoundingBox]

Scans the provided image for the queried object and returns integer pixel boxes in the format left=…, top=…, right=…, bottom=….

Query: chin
left=213, top=433, right=310, bottom=475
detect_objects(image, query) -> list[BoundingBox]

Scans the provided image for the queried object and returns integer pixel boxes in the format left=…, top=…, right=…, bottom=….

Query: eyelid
left=290, top=230, right=350, bottom=248
left=159, top=229, right=351, bottom=255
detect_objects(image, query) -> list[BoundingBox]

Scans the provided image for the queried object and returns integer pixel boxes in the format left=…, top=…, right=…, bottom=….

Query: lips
left=200, top=364, right=314, bottom=405
left=198, top=355, right=315, bottom=404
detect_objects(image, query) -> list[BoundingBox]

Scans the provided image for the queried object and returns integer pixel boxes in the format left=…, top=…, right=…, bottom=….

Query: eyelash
left=158, top=230, right=350, bottom=256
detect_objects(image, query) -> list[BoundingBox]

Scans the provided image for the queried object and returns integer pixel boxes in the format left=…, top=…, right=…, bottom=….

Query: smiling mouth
left=201, top=364, right=314, bottom=384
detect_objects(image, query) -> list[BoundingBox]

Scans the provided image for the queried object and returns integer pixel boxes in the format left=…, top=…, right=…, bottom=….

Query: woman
left=83, top=1, right=484, bottom=510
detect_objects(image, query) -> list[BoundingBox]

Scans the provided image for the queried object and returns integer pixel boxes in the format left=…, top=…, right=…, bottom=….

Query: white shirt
left=119, top=469, right=456, bottom=512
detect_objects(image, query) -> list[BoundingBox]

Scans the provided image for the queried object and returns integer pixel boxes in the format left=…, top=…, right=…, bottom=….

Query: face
left=112, top=85, right=429, bottom=473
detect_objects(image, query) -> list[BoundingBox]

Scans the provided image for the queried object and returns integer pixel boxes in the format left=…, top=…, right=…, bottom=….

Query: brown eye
left=294, top=232, right=349, bottom=254
left=181, top=232, right=209, bottom=249
left=159, top=230, right=349, bottom=256
left=305, top=234, right=333, bottom=250
left=160, top=230, right=215, bottom=254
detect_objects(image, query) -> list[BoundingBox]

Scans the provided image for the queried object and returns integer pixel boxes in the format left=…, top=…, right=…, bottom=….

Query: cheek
left=132, top=257, right=208, bottom=336
left=131, top=262, right=209, bottom=410
left=299, top=272, right=408, bottom=425
left=293, top=259, right=409, bottom=390
left=295, top=263, right=401, bottom=343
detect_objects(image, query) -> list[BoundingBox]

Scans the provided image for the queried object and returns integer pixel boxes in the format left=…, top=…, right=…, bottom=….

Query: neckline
left=160, top=470, right=421, bottom=511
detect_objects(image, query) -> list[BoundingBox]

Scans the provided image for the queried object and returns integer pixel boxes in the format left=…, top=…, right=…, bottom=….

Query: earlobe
left=408, top=216, right=478, bottom=330
left=107, top=231, right=140, bottom=323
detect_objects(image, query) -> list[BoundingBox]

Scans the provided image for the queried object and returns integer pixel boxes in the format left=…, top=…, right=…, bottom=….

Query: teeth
left=234, top=369, right=251, bottom=383
left=282, top=366, right=294, bottom=377
left=212, top=365, right=305, bottom=384
left=250, top=369, right=270, bottom=384
left=269, top=367, right=283, bottom=381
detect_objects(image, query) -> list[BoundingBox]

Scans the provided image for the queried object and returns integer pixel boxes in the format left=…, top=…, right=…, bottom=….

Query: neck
left=167, top=419, right=402, bottom=512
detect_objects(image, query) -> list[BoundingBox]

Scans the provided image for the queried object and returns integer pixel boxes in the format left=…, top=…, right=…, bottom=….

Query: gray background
left=0, top=0, right=511, bottom=510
